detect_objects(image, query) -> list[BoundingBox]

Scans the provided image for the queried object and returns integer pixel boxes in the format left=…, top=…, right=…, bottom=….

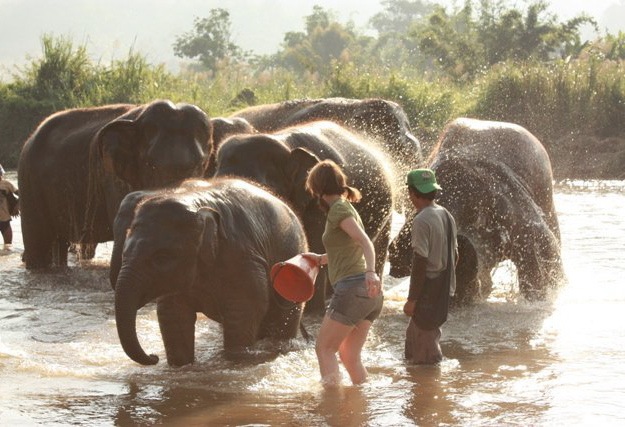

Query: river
left=1, top=171, right=624, bottom=426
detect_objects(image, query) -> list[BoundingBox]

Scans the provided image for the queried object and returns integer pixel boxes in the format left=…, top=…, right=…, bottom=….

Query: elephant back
left=431, top=118, right=556, bottom=224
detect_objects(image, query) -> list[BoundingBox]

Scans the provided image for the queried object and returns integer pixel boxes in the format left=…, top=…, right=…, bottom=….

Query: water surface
left=1, top=173, right=623, bottom=425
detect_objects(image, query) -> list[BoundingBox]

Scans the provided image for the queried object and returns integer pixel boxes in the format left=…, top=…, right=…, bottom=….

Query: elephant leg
left=222, top=310, right=263, bottom=360
left=52, top=238, right=70, bottom=268
left=260, top=299, right=302, bottom=341
left=305, top=272, right=328, bottom=315
left=220, top=278, right=266, bottom=359
left=303, top=213, right=329, bottom=315
left=452, top=235, right=480, bottom=305
left=76, top=243, right=97, bottom=260
left=514, top=225, right=563, bottom=301
left=388, top=221, right=413, bottom=278
left=157, top=295, right=197, bottom=366
left=478, top=267, right=493, bottom=299
left=22, top=216, right=55, bottom=269
left=373, top=216, right=391, bottom=278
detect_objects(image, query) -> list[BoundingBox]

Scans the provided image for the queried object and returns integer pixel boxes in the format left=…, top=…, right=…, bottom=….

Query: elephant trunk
left=115, top=267, right=159, bottom=365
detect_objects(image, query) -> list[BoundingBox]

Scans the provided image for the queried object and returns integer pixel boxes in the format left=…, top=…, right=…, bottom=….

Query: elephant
left=18, top=100, right=212, bottom=269
left=205, top=117, right=256, bottom=177
left=230, top=97, right=422, bottom=208
left=214, top=120, right=395, bottom=313
left=389, top=118, right=564, bottom=302
left=111, top=177, right=308, bottom=366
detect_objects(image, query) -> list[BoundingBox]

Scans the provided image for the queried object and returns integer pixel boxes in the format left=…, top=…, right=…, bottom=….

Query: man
left=0, top=164, right=18, bottom=249
left=403, top=168, right=458, bottom=364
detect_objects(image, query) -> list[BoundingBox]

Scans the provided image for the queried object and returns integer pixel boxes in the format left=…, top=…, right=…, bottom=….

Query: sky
left=1, top=0, right=624, bottom=78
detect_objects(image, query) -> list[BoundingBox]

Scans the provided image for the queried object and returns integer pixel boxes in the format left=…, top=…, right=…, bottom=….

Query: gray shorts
left=327, top=273, right=384, bottom=326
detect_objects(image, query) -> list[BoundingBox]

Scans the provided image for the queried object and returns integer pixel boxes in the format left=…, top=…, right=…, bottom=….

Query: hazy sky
left=1, top=0, right=624, bottom=77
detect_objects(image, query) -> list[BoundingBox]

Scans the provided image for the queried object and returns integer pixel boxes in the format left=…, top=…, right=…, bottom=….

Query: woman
left=304, top=159, right=384, bottom=388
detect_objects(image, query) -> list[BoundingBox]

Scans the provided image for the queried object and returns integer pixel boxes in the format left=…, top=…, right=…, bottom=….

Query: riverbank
left=549, top=134, right=625, bottom=180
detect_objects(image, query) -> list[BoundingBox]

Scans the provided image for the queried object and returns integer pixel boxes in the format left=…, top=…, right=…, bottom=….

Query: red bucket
left=271, top=254, right=319, bottom=302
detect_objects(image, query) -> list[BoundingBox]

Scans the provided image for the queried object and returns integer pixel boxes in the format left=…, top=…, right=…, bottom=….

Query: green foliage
left=12, top=34, right=94, bottom=108
left=471, top=58, right=625, bottom=144
left=172, top=8, right=245, bottom=74
left=1, top=2, right=625, bottom=178
left=271, top=6, right=357, bottom=78
left=324, top=63, right=461, bottom=149
left=413, top=0, right=597, bottom=81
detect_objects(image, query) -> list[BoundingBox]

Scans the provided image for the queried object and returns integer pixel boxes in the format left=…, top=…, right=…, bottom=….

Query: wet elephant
left=389, top=118, right=564, bottom=302
left=215, top=120, right=395, bottom=313
left=111, top=178, right=308, bottom=366
left=230, top=97, right=422, bottom=208
left=18, top=100, right=212, bottom=269
left=205, top=117, right=256, bottom=177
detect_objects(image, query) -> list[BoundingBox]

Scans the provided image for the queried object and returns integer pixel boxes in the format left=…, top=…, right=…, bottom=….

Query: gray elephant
left=111, top=178, right=308, bottom=366
left=230, top=97, right=422, bottom=208
left=18, top=100, right=212, bottom=269
left=205, top=117, right=256, bottom=177
left=389, top=118, right=564, bottom=302
left=215, top=120, right=395, bottom=312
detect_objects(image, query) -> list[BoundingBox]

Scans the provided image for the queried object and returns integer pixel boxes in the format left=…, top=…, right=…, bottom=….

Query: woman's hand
left=365, top=271, right=381, bottom=298
left=301, top=252, right=325, bottom=267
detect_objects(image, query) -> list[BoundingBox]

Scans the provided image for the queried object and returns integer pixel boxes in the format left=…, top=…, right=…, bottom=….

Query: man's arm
left=403, top=252, right=428, bottom=316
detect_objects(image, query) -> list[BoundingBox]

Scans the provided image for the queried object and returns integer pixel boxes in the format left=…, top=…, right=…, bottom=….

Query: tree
left=370, top=0, right=434, bottom=35
left=413, top=0, right=596, bottom=81
left=366, top=0, right=435, bottom=71
left=173, top=8, right=245, bottom=73
left=272, top=6, right=357, bottom=77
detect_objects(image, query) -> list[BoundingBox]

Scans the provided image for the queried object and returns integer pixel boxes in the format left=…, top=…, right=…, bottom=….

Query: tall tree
left=173, top=8, right=245, bottom=73
left=367, top=0, right=435, bottom=70
left=273, top=6, right=357, bottom=77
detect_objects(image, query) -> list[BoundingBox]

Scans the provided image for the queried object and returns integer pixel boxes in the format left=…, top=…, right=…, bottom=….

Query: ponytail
left=344, top=186, right=362, bottom=203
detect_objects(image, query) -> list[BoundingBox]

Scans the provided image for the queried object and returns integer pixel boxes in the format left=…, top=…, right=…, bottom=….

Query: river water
left=1, top=171, right=624, bottom=426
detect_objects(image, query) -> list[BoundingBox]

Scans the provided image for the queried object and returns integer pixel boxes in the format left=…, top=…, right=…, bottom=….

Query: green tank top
left=322, top=199, right=366, bottom=285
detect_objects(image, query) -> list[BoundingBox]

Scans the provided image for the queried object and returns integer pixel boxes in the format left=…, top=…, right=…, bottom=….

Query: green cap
left=406, top=168, right=442, bottom=193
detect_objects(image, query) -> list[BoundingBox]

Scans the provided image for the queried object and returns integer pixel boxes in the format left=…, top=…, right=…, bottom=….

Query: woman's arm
left=339, top=216, right=381, bottom=297
left=339, top=216, right=376, bottom=272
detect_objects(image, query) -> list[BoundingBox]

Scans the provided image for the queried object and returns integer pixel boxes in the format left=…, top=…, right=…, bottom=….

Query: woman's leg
left=339, top=320, right=372, bottom=385
left=316, top=315, right=353, bottom=388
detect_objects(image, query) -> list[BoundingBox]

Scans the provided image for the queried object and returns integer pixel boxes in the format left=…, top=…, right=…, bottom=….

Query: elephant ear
left=109, top=191, right=147, bottom=290
left=197, top=207, right=227, bottom=267
left=285, top=147, right=319, bottom=211
left=98, top=119, right=142, bottom=188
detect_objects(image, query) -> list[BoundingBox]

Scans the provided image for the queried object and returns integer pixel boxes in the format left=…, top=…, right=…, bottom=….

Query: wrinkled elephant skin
left=389, top=118, right=564, bottom=302
left=18, top=100, right=212, bottom=269
left=215, top=120, right=395, bottom=313
left=111, top=178, right=308, bottom=366
left=231, top=97, right=422, bottom=208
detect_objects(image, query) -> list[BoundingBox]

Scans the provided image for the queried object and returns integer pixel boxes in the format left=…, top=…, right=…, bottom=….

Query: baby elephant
left=110, top=178, right=308, bottom=366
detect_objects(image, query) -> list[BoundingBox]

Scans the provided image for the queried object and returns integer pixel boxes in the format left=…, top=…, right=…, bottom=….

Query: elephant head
left=96, top=100, right=212, bottom=190
left=113, top=194, right=223, bottom=365
left=205, top=117, right=256, bottom=177
left=215, top=134, right=319, bottom=215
